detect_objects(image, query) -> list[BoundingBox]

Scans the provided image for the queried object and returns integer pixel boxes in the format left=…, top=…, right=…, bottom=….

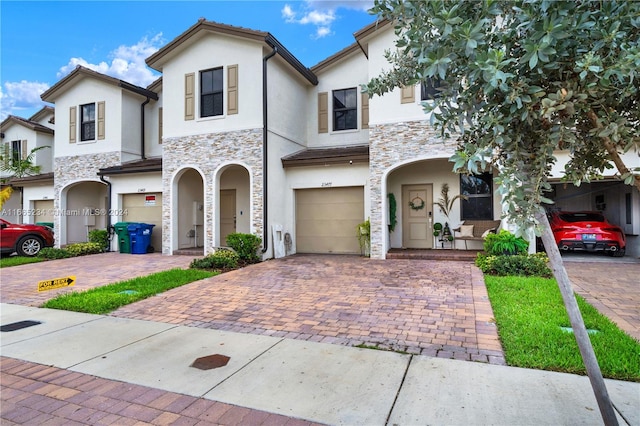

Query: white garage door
left=33, top=200, right=54, bottom=224
left=296, top=186, right=364, bottom=254
left=122, top=193, right=162, bottom=252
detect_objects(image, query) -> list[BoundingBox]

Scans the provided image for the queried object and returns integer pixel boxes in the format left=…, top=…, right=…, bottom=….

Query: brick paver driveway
left=565, top=258, right=640, bottom=341
left=111, top=255, right=505, bottom=364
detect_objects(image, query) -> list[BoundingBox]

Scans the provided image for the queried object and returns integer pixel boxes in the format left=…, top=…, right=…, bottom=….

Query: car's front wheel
left=16, top=235, right=44, bottom=257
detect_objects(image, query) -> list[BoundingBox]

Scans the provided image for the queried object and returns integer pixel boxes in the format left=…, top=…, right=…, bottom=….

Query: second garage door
left=296, top=186, right=364, bottom=254
left=122, top=193, right=162, bottom=252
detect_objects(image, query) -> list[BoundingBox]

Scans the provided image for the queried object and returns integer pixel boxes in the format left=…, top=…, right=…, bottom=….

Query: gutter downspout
left=99, top=173, right=113, bottom=251
left=140, top=97, right=151, bottom=160
left=262, top=45, right=277, bottom=254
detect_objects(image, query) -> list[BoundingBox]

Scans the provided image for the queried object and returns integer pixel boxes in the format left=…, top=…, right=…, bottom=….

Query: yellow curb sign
left=38, top=276, right=76, bottom=292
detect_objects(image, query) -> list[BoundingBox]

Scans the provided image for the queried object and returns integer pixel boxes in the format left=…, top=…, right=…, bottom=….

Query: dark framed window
left=11, top=140, right=21, bottom=163
left=333, top=88, right=357, bottom=131
left=201, top=67, right=223, bottom=117
left=421, top=77, right=442, bottom=101
left=80, top=103, right=95, bottom=141
left=460, top=173, right=494, bottom=220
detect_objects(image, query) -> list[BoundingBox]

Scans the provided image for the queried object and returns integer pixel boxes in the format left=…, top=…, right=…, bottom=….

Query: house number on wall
left=137, top=188, right=146, bottom=193
left=321, top=182, right=332, bottom=187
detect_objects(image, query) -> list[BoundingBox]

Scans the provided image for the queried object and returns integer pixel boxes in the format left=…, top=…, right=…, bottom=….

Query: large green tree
left=365, top=1, right=639, bottom=424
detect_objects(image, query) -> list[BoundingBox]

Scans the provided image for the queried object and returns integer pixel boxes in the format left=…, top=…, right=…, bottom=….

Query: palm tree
left=0, top=146, right=49, bottom=208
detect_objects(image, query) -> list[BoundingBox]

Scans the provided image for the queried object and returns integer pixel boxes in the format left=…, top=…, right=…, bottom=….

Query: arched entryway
left=385, top=158, right=461, bottom=252
left=60, top=180, right=108, bottom=245
left=216, top=164, right=251, bottom=246
left=172, top=168, right=205, bottom=251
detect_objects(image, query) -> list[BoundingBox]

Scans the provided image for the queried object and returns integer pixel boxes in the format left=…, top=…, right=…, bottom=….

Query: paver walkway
left=565, top=260, right=640, bottom=341
left=112, top=255, right=505, bottom=364
left=1, top=357, right=319, bottom=426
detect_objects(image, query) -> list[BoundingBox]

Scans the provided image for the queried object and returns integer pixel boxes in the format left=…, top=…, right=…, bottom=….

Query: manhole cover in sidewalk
left=190, top=354, right=230, bottom=370
left=1, top=320, right=42, bottom=332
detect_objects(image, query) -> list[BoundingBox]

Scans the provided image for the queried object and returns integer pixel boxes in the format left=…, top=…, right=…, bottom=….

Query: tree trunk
left=535, top=209, right=618, bottom=425
left=587, top=109, right=640, bottom=192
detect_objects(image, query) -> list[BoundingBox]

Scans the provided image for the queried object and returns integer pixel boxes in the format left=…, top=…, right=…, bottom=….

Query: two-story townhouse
left=0, top=107, right=55, bottom=225
left=24, top=17, right=640, bottom=258
left=145, top=19, right=319, bottom=257
left=40, top=66, right=160, bottom=247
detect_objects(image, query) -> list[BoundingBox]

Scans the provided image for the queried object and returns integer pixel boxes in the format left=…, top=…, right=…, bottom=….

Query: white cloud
left=282, top=4, right=296, bottom=21
left=308, top=1, right=373, bottom=11
left=0, top=81, right=50, bottom=121
left=282, top=0, right=372, bottom=39
left=57, top=33, right=164, bottom=88
left=1, top=34, right=164, bottom=121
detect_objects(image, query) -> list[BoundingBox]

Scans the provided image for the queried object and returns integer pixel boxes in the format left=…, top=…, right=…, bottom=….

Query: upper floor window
left=81, top=103, right=96, bottom=141
left=201, top=67, right=223, bottom=117
left=460, top=173, right=493, bottom=220
left=11, top=140, right=22, bottom=164
left=421, top=77, right=442, bottom=101
left=333, top=88, right=357, bottom=131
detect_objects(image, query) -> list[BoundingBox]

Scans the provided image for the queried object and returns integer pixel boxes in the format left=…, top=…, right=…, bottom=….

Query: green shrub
left=88, top=229, right=109, bottom=251
left=225, top=233, right=262, bottom=263
left=484, top=230, right=529, bottom=255
left=38, top=247, right=72, bottom=259
left=190, top=249, right=240, bottom=270
left=65, top=242, right=104, bottom=256
left=476, top=252, right=552, bottom=277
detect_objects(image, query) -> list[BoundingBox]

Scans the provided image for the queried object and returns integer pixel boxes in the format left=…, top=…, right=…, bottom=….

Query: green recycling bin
left=113, top=222, right=135, bottom=253
left=36, top=222, right=54, bottom=229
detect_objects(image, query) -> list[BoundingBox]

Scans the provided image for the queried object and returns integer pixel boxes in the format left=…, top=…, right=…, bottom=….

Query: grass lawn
left=42, top=268, right=216, bottom=314
left=485, top=275, right=640, bottom=382
left=0, top=256, right=46, bottom=268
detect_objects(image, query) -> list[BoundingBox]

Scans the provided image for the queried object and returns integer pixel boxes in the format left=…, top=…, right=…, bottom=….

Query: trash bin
left=128, top=223, right=155, bottom=254
left=114, top=222, right=134, bottom=254
left=36, top=222, right=54, bottom=229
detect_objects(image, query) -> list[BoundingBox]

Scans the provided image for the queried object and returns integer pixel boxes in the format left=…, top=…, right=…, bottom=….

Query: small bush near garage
left=476, top=252, right=552, bottom=277
left=38, top=242, right=104, bottom=260
left=66, top=242, right=104, bottom=256
left=88, top=229, right=109, bottom=251
left=190, top=249, right=240, bottom=270
left=226, top=233, right=262, bottom=263
left=38, top=247, right=72, bottom=259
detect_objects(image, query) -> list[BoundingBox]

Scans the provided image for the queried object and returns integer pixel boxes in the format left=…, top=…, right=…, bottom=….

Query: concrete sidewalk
left=2, top=303, right=638, bottom=425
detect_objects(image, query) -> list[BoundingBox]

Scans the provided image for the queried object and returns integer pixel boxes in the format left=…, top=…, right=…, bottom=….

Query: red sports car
left=549, top=211, right=626, bottom=257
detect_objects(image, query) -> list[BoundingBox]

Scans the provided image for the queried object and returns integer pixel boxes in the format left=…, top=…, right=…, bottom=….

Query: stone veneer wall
left=369, top=120, right=457, bottom=259
left=162, top=128, right=263, bottom=255
left=53, top=152, right=121, bottom=246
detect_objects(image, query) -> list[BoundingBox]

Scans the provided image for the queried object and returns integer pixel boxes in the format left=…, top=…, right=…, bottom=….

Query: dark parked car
left=0, top=218, right=55, bottom=256
left=549, top=211, right=626, bottom=257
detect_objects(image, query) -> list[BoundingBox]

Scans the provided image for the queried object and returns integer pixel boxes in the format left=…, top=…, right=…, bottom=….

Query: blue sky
left=0, top=0, right=376, bottom=120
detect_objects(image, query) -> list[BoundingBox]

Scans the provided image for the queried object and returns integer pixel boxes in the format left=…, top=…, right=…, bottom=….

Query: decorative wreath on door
left=409, top=196, right=425, bottom=211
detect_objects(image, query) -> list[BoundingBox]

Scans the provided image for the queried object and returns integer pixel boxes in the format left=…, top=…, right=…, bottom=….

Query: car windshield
left=559, top=213, right=605, bottom=223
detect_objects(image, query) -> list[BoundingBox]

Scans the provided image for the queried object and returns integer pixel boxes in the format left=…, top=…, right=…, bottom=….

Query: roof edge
left=310, top=42, right=362, bottom=74
left=41, top=66, right=158, bottom=102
